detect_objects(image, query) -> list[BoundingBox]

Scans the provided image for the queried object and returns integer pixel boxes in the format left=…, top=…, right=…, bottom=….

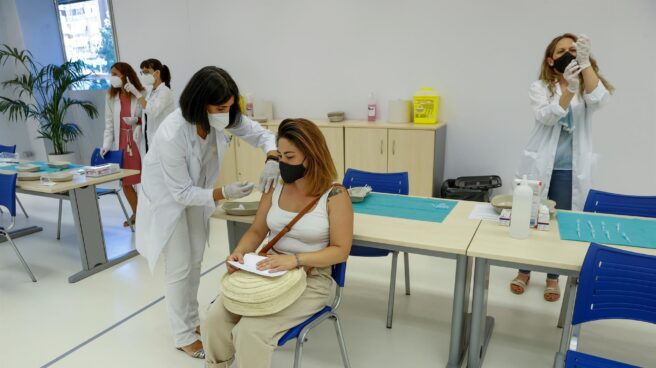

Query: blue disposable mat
left=557, top=211, right=656, bottom=249
left=352, top=193, right=457, bottom=223
left=0, top=161, right=83, bottom=173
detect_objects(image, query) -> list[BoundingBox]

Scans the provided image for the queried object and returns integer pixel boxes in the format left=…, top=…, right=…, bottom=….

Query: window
left=56, top=0, right=118, bottom=90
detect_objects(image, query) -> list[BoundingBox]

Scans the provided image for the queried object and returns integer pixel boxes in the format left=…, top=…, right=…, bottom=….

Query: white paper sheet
left=227, top=253, right=288, bottom=277
left=469, top=203, right=501, bottom=221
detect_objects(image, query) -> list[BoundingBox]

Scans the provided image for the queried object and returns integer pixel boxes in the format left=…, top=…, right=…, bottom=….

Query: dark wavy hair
left=178, top=66, right=242, bottom=132
left=140, top=58, right=171, bottom=88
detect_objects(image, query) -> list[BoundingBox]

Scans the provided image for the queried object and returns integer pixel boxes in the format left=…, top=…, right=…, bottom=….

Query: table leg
left=467, top=258, right=495, bottom=368
left=553, top=276, right=578, bottom=368
left=226, top=220, right=250, bottom=253
left=446, top=254, right=473, bottom=368
left=67, top=185, right=137, bottom=283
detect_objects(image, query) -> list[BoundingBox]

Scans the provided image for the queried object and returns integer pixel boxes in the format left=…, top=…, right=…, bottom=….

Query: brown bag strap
left=258, top=183, right=344, bottom=256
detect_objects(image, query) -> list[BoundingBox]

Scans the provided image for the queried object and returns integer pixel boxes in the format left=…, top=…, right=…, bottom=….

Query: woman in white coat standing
left=510, top=33, right=613, bottom=302
left=133, top=58, right=175, bottom=153
left=135, top=66, right=280, bottom=359
left=103, top=62, right=146, bottom=227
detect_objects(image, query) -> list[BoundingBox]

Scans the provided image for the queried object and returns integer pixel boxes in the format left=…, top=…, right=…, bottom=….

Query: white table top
left=3, top=169, right=140, bottom=194
left=212, top=194, right=481, bottom=256
left=467, top=213, right=656, bottom=272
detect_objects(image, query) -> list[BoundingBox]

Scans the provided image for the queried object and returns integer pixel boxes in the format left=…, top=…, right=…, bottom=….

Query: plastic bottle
left=510, top=175, right=533, bottom=239
left=245, top=93, right=254, bottom=117
left=367, top=92, right=377, bottom=122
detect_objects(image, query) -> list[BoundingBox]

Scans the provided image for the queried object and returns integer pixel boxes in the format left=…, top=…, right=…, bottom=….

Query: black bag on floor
left=440, top=175, right=502, bottom=202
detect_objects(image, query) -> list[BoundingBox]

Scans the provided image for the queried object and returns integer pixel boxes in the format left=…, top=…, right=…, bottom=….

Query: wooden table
left=2, top=168, right=140, bottom=283
left=465, top=214, right=656, bottom=368
left=211, top=196, right=482, bottom=367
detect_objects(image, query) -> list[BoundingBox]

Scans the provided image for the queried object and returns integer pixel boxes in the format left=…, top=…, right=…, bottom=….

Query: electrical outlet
left=21, top=150, right=34, bottom=159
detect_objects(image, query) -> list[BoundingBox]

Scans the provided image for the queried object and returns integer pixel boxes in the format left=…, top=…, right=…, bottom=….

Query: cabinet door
left=344, top=127, right=387, bottom=173
left=319, top=126, right=345, bottom=180
left=215, top=134, right=238, bottom=188
left=235, top=137, right=266, bottom=184
left=388, top=129, right=435, bottom=197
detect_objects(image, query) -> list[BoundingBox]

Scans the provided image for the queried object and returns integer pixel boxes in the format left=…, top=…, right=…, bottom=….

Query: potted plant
left=0, top=44, right=98, bottom=163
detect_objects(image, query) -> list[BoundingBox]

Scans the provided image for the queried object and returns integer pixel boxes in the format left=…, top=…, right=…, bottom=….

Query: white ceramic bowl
left=48, top=161, right=70, bottom=169
left=17, top=172, right=41, bottom=181
left=491, top=194, right=556, bottom=214
left=16, top=164, right=40, bottom=172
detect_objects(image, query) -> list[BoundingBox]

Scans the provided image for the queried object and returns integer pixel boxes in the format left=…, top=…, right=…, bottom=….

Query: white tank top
left=266, top=184, right=332, bottom=254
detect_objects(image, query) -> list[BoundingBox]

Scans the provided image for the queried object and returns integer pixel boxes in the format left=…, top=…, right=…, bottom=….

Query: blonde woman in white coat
left=511, top=33, right=613, bottom=302
left=103, top=62, right=146, bottom=227
left=134, top=58, right=175, bottom=154
left=135, top=66, right=280, bottom=359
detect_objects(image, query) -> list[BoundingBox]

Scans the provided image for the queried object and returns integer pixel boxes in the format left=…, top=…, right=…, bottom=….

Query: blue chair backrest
left=0, top=173, right=18, bottom=217
left=332, top=262, right=347, bottom=288
left=584, top=189, right=656, bottom=218
left=91, top=148, right=124, bottom=167
left=572, top=243, right=656, bottom=326
left=343, top=168, right=409, bottom=195
left=0, top=144, right=17, bottom=154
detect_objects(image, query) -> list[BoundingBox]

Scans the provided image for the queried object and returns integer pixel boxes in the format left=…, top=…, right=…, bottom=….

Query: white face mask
left=208, top=112, right=230, bottom=131
left=109, top=76, right=123, bottom=88
left=140, top=74, right=155, bottom=86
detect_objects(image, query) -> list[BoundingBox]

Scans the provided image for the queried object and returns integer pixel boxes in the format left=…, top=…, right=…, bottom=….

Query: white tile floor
left=1, top=193, right=655, bottom=368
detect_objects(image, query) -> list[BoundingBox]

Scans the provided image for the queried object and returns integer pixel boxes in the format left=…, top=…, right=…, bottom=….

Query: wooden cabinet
left=215, top=134, right=238, bottom=188
left=234, top=137, right=266, bottom=184
left=388, top=129, right=435, bottom=197
left=319, top=126, right=345, bottom=181
left=344, top=125, right=444, bottom=197
left=344, top=128, right=388, bottom=173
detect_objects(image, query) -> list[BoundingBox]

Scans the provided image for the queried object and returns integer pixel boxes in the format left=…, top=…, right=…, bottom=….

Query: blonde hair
left=277, top=118, right=337, bottom=197
left=539, top=33, right=615, bottom=97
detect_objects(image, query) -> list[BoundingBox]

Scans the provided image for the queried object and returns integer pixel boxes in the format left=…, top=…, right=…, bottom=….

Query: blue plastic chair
left=56, top=148, right=133, bottom=239
left=0, top=173, right=37, bottom=282
left=584, top=189, right=656, bottom=218
left=342, top=168, right=410, bottom=328
left=557, top=188, right=656, bottom=355
left=0, top=144, right=29, bottom=219
left=563, top=243, right=656, bottom=367
left=277, top=262, right=351, bottom=368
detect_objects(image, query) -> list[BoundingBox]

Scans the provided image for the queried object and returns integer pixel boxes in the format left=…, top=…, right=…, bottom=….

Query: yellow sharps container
left=413, top=88, right=440, bottom=124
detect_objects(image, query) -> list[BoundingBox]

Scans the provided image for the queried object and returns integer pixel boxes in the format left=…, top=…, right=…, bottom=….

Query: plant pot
left=48, top=152, right=77, bottom=164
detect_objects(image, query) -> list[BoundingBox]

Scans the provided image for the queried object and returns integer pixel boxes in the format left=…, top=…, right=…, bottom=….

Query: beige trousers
left=202, top=266, right=334, bottom=368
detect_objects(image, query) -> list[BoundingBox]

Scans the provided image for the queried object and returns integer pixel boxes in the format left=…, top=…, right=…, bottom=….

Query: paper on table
left=469, top=203, right=501, bottom=221
left=227, top=253, right=288, bottom=277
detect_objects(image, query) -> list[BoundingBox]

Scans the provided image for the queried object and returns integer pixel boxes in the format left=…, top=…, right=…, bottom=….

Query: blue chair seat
left=349, top=245, right=389, bottom=257
left=566, top=350, right=639, bottom=368
left=95, top=187, right=118, bottom=196
left=278, top=306, right=332, bottom=346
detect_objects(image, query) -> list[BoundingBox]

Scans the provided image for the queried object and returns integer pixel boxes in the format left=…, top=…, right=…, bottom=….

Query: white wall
left=107, top=1, right=656, bottom=195
left=0, top=0, right=40, bottom=158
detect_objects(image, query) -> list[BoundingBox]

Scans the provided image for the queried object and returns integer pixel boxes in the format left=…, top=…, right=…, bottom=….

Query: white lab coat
left=517, top=80, right=609, bottom=211
left=103, top=93, right=143, bottom=151
left=135, top=109, right=277, bottom=271
left=136, top=83, right=175, bottom=154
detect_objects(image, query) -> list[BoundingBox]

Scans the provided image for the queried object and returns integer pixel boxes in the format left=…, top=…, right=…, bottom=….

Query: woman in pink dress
left=103, top=62, right=146, bottom=227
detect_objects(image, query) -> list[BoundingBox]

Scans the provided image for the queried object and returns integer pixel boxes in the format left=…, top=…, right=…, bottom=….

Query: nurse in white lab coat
left=103, top=62, right=146, bottom=227
left=135, top=66, right=280, bottom=359
left=511, top=33, right=613, bottom=302
left=132, top=58, right=175, bottom=154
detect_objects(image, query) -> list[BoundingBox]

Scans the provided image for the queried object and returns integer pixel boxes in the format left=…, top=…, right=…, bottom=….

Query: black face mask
left=553, top=52, right=576, bottom=73
left=279, top=161, right=306, bottom=183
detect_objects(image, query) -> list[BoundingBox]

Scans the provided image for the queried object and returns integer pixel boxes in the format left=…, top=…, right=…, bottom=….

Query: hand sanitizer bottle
left=510, top=175, right=533, bottom=239
left=367, top=92, right=377, bottom=122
